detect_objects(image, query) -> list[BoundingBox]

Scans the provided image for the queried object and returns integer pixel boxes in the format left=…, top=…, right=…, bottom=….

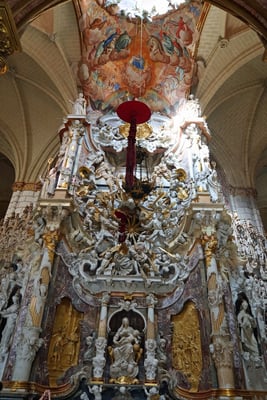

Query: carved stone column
left=29, top=229, right=59, bottom=327
left=92, top=293, right=110, bottom=381
left=12, top=206, right=64, bottom=381
left=98, top=293, right=110, bottom=337
left=144, top=294, right=158, bottom=382
left=210, top=333, right=234, bottom=388
left=202, top=234, right=235, bottom=388
left=146, top=293, right=157, bottom=340
left=56, top=119, right=87, bottom=191
left=12, top=327, right=44, bottom=381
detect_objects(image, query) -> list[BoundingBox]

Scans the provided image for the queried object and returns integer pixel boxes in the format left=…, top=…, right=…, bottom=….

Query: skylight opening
left=118, top=0, right=186, bottom=17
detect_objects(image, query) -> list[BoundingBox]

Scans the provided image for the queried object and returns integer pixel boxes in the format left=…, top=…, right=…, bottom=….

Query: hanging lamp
left=117, top=100, right=151, bottom=190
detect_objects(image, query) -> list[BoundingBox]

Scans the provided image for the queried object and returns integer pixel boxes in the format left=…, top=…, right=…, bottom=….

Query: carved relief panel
left=47, top=297, right=83, bottom=386
left=171, top=301, right=202, bottom=392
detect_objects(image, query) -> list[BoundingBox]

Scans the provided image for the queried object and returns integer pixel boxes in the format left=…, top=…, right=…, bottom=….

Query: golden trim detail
left=0, top=1, right=21, bottom=74
left=3, top=380, right=267, bottom=399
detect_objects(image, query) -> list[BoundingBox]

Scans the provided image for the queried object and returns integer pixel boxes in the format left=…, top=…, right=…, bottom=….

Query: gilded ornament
left=177, top=187, right=189, bottom=200
left=109, top=376, right=139, bottom=384
left=119, top=122, right=153, bottom=139
left=76, top=185, right=91, bottom=196
left=122, top=178, right=154, bottom=199
left=175, top=168, right=187, bottom=181
left=208, top=273, right=225, bottom=334
left=78, top=165, right=92, bottom=178
left=47, top=298, right=83, bottom=386
left=0, top=55, right=7, bottom=74
left=172, top=301, right=202, bottom=392
left=0, top=17, right=12, bottom=56
left=29, top=297, right=42, bottom=327
left=60, top=181, right=68, bottom=188
left=41, top=266, right=50, bottom=286
left=43, top=230, right=59, bottom=259
left=202, top=234, right=218, bottom=267
left=0, top=3, right=21, bottom=75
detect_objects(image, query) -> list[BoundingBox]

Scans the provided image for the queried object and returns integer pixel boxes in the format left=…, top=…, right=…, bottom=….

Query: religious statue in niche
left=235, top=292, right=261, bottom=361
left=0, top=290, right=21, bottom=358
left=108, top=316, right=143, bottom=384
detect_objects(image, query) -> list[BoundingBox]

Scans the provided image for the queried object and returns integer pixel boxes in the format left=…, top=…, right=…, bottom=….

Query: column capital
left=12, top=181, right=42, bottom=192
left=228, top=185, right=257, bottom=198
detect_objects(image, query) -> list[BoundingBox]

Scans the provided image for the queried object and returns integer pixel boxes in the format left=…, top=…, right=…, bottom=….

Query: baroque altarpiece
left=0, top=1, right=267, bottom=399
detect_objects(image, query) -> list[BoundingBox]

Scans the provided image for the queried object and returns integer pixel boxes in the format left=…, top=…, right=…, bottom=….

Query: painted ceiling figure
left=78, top=0, right=200, bottom=115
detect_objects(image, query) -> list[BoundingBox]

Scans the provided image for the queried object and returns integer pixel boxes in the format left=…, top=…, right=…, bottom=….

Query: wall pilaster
left=228, top=186, right=264, bottom=234
left=5, top=182, right=41, bottom=219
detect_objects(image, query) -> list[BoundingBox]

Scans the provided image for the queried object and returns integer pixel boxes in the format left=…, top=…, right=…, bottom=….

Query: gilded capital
left=202, top=234, right=218, bottom=267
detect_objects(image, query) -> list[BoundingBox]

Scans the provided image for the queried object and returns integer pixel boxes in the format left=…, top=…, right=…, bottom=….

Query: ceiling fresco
left=78, top=0, right=202, bottom=116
